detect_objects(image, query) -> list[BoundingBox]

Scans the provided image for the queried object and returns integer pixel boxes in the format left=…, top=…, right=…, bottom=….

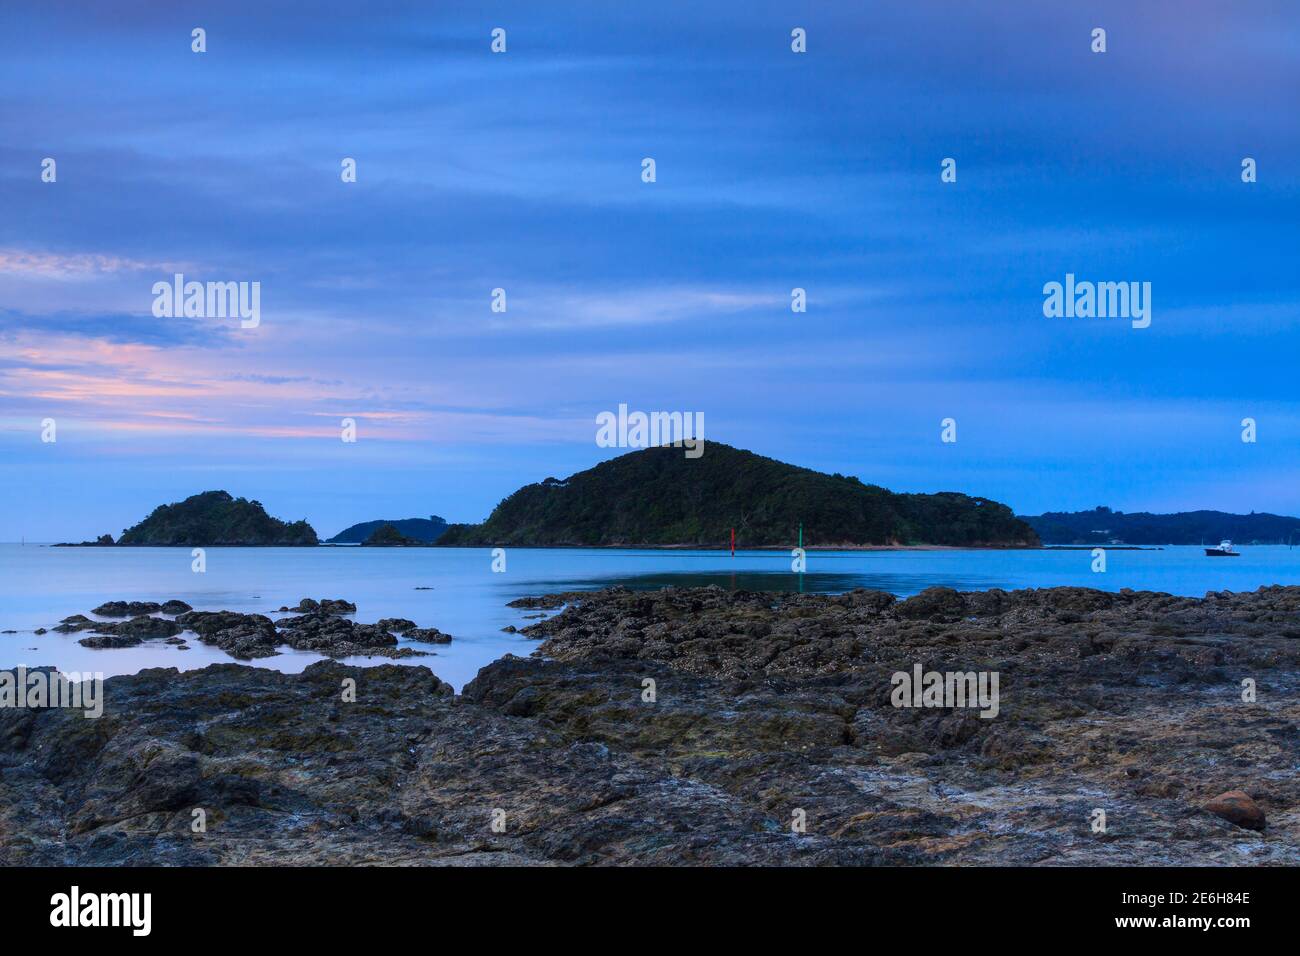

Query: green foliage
left=439, top=443, right=1039, bottom=547
left=361, top=522, right=421, bottom=546
left=117, top=490, right=319, bottom=546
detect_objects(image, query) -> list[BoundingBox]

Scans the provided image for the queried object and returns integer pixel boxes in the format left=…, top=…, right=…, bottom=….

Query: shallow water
left=2, top=543, right=1298, bottom=689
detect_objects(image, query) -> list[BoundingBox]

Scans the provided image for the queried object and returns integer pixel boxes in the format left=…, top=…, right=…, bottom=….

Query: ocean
left=3, top=543, right=1299, bottom=690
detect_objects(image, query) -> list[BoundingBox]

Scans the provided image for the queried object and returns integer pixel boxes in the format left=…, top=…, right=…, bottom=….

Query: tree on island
left=114, top=490, right=318, bottom=546
left=438, top=442, right=1039, bottom=548
left=362, top=523, right=421, bottom=546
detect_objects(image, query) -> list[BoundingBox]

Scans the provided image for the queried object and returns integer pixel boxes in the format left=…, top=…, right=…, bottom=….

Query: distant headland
left=1021, top=506, right=1300, bottom=546
left=327, top=517, right=449, bottom=545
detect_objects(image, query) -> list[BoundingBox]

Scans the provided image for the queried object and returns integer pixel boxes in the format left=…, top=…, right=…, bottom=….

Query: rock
left=284, top=598, right=356, bottom=616
left=175, top=610, right=280, bottom=659
left=92, top=601, right=162, bottom=617
left=10, top=584, right=1298, bottom=867
left=836, top=588, right=897, bottom=612
left=97, top=616, right=183, bottom=639
left=78, top=633, right=144, bottom=649
left=405, top=627, right=452, bottom=644
left=157, top=604, right=420, bottom=660
left=1204, top=790, right=1266, bottom=831
left=351, top=624, right=399, bottom=646
left=507, top=595, right=567, bottom=610
left=376, top=618, right=418, bottom=634
left=53, top=615, right=97, bottom=633
left=179, top=610, right=273, bottom=636
left=896, top=587, right=967, bottom=620
left=160, top=600, right=193, bottom=615
left=72, top=613, right=182, bottom=645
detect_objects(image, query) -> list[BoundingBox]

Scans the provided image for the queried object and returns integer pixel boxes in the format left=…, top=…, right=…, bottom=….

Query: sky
left=1, top=0, right=1297, bottom=541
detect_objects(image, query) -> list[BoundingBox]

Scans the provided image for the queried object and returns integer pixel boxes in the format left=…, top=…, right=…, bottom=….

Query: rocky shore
left=2, top=584, right=1297, bottom=865
left=46, top=597, right=451, bottom=660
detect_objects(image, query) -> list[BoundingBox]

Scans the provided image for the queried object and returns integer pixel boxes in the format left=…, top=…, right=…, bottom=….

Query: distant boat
left=1205, top=540, right=1240, bottom=557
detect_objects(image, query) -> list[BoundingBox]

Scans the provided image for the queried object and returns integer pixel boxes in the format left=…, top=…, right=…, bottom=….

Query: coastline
left=4, top=582, right=1296, bottom=866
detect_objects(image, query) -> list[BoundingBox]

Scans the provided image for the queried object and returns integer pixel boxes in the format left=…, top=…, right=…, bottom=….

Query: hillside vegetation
left=439, top=443, right=1038, bottom=548
left=116, top=491, right=318, bottom=546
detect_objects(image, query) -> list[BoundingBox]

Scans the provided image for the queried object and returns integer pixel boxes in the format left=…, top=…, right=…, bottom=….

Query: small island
left=361, top=523, right=424, bottom=546
left=329, top=516, right=448, bottom=544
left=60, top=490, right=319, bottom=546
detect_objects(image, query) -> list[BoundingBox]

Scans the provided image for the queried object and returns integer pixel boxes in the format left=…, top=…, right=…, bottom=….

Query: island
left=360, top=523, right=424, bottom=546
left=437, top=443, right=1039, bottom=548
left=97, top=490, right=320, bottom=546
left=328, top=516, right=448, bottom=544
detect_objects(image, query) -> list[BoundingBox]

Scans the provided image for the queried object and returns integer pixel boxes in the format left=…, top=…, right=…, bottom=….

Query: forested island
left=78, top=460, right=1300, bottom=552
left=59, top=491, right=318, bottom=546
left=438, top=443, right=1039, bottom=548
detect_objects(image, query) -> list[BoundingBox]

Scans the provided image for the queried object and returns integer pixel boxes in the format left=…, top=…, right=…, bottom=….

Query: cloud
left=0, top=308, right=231, bottom=348
left=1, top=0, right=1297, bottom=536
left=0, top=249, right=185, bottom=280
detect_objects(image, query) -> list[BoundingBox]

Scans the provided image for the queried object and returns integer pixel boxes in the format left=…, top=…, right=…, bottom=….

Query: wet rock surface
left=92, top=600, right=192, bottom=618
left=405, top=627, right=453, bottom=644
left=278, top=598, right=357, bottom=615
left=3, top=584, right=1298, bottom=866
left=43, top=599, right=450, bottom=662
left=53, top=615, right=97, bottom=634
left=1205, top=790, right=1267, bottom=831
left=80, top=616, right=183, bottom=643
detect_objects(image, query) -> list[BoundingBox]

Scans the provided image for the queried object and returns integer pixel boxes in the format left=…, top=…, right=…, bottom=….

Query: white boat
left=1205, top=540, right=1239, bottom=557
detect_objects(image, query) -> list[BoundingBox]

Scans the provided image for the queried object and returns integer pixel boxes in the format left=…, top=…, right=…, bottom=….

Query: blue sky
left=1, top=0, right=1297, bottom=540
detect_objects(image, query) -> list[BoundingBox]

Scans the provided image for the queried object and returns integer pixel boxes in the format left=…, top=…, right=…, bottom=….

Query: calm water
left=2, top=544, right=1298, bottom=689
